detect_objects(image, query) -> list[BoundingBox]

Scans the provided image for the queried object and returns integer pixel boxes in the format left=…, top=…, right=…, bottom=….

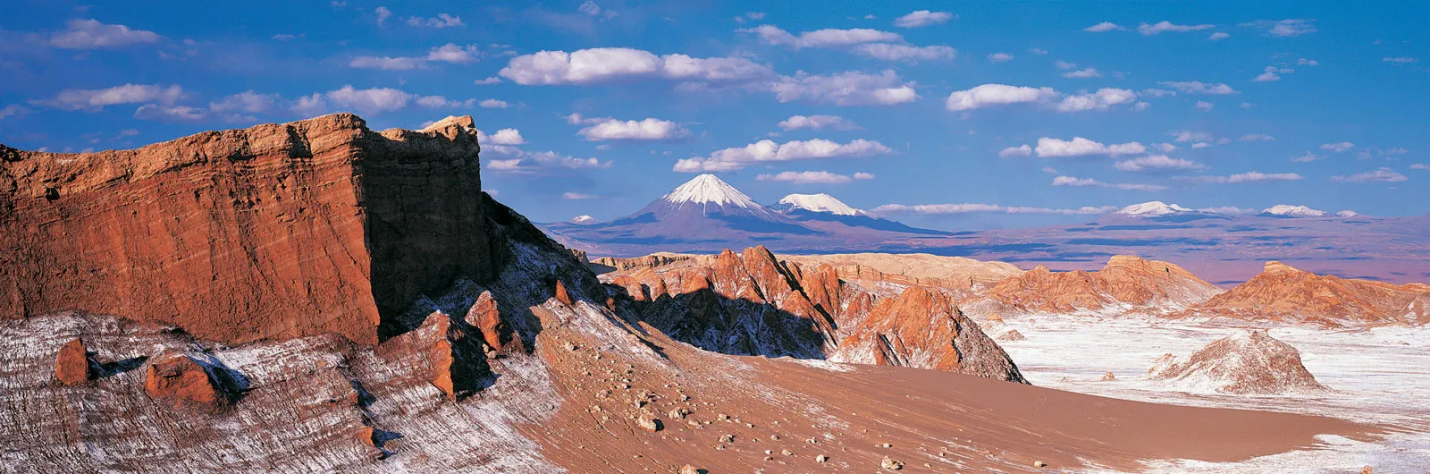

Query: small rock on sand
left=881, top=456, right=904, bottom=470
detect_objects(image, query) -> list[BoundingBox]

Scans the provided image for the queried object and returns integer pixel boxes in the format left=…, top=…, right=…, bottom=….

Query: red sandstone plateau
left=0, top=116, right=1400, bottom=472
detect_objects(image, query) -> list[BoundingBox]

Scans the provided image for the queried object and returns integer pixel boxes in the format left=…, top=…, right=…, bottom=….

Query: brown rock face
left=144, top=352, right=241, bottom=411
left=465, top=290, right=510, bottom=351
left=1148, top=329, right=1326, bottom=394
left=0, top=114, right=495, bottom=346
left=985, top=255, right=1221, bottom=314
left=834, top=286, right=1025, bottom=382
left=1184, top=261, right=1430, bottom=326
left=54, top=338, right=94, bottom=385
left=554, top=279, right=574, bottom=305
left=377, top=312, right=493, bottom=400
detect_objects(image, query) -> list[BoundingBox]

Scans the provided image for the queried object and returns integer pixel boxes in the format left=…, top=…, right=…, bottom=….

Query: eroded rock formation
left=1147, top=329, right=1326, bottom=395
left=53, top=337, right=94, bottom=385
left=0, top=114, right=494, bottom=346
left=144, top=351, right=245, bottom=411
left=980, top=255, right=1222, bottom=315
left=1183, top=261, right=1430, bottom=326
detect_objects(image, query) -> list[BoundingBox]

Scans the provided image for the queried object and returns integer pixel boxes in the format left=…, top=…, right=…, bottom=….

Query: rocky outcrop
left=1147, top=329, right=1326, bottom=395
left=602, top=247, right=1026, bottom=382
left=144, top=351, right=245, bottom=411
left=982, top=255, right=1221, bottom=315
left=0, top=114, right=495, bottom=346
left=54, top=338, right=95, bottom=385
left=1182, top=261, right=1430, bottom=326
left=376, top=312, right=492, bottom=401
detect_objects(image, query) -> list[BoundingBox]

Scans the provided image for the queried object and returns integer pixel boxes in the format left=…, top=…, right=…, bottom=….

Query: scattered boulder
left=1147, top=329, right=1327, bottom=395
left=881, top=455, right=904, bottom=470
left=1101, top=372, right=1117, bottom=381
left=143, top=351, right=242, bottom=411
left=54, top=338, right=95, bottom=385
left=1034, top=460, right=1048, bottom=468
left=637, top=414, right=662, bottom=432
left=995, top=329, right=1026, bottom=342
left=816, top=455, right=829, bottom=463
left=679, top=465, right=701, bottom=474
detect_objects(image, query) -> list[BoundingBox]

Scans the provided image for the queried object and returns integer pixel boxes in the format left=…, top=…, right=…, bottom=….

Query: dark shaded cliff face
left=0, top=114, right=493, bottom=346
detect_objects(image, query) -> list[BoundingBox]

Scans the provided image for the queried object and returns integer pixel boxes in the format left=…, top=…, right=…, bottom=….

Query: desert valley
left=3, top=2, right=1429, bottom=473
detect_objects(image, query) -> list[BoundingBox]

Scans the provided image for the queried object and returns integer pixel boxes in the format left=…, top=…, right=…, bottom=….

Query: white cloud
left=1029, top=48, right=1048, bottom=55
left=40, top=83, right=184, bottom=111
left=578, top=1, right=601, bottom=16
left=1084, top=22, right=1120, bottom=33
left=987, top=52, right=1013, bottom=62
left=1063, top=67, right=1102, bottom=79
left=894, top=10, right=954, bottom=28
left=1035, top=137, right=1146, bottom=158
left=1239, top=134, right=1275, bottom=142
left=674, top=138, right=892, bottom=172
left=998, top=145, right=1032, bottom=157
left=209, top=91, right=279, bottom=120
left=426, top=43, right=481, bottom=63
left=1181, top=171, right=1303, bottom=183
left=562, top=191, right=598, bottom=200
left=873, top=203, right=1117, bottom=215
left=778, top=115, right=861, bottom=131
left=743, top=25, right=902, bottom=49
left=1141, top=88, right=1176, bottom=98
left=1291, top=152, right=1322, bottom=163
left=133, top=104, right=206, bottom=122
left=474, top=77, right=502, bottom=85
left=575, top=117, right=689, bottom=142
left=1192, top=142, right=1212, bottom=149
left=414, top=95, right=475, bottom=109
left=756, top=171, right=856, bottom=184
left=1052, top=176, right=1099, bottom=187
left=1333, top=167, right=1407, bottom=183
left=375, top=6, right=392, bottom=26
left=1297, top=58, right=1319, bottom=66
left=1054, top=60, right=1077, bottom=70
left=499, top=47, right=774, bottom=86
left=1410, top=164, right=1429, bottom=170
left=945, top=84, right=1057, bottom=111
left=479, top=99, right=508, bottom=109
left=854, top=43, right=956, bottom=62
left=48, top=19, right=161, bottom=49
left=1209, top=32, right=1230, bottom=41
left=1383, top=57, right=1419, bottom=64
left=771, top=70, right=919, bottom=106
left=349, top=56, right=426, bottom=70
left=406, top=13, right=464, bottom=28
left=485, top=148, right=610, bottom=174
left=290, top=85, right=427, bottom=115
left=1195, top=101, right=1214, bottom=111
left=477, top=128, right=527, bottom=145
left=1154, top=143, right=1178, bottom=152
left=0, top=104, right=27, bottom=121
left=1159, top=81, right=1237, bottom=94
left=1242, top=19, right=1316, bottom=37
left=1171, top=131, right=1213, bottom=143
left=1320, top=142, right=1354, bottom=153
left=1138, top=21, right=1215, bottom=36
left=1056, top=88, right=1137, bottom=111
left=854, top=172, right=875, bottom=180
left=1114, top=155, right=1206, bottom=172
left=350, top=44, right=480, bottom=70
left=1254, top=66, right=1283, bottom=82
left=733, top=12, right=766, bottom=24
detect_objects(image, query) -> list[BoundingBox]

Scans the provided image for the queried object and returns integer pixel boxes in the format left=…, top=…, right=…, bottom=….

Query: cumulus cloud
left=479, top=99, right=508, bottom=109
left=349, top=56, right=426, bottom=70
left=946, top=84, right=1057, bottom=111
left=474, top=77, right=502, bottom=85
left=1159, top=81, right=1237, bottom=94
left=209, top=91, right=279, bottom=121
left=1239, top=134, right=1275, bottom=142
left=1035, top=137, right=1146, bottom=158
left=853, top=43, right=956, bottom=62
left=484, top=147, right=610, bottom=174
left=778, top=115, right=861, bottom=131
left=893, top=10, right=954, bottom=28
left=1195, top=101, right=1214, bottom=111
left=425, top=43, right=482, bottom=63
left=998, top=145, right=1032, bottom=157
left=771, top=70, right=920, bottom=106
left=406, top=13, right=464, bottom=28
left=987, top=52, right=1014, bottom=62
left=743, top=25, right=902, bottom=49
left=1114, top=155, right=1206, bottom=172
left=477, top=128, right=527, bottom=145
left=499, top=47, right=774, bottom=86
left=873, top=203, right=1117, bottom=215
left=1085, top=22, right=1121, bottom=32
left=48, top=19, right=161, bottom=49
left=0, top=104, right=27, bottom=121
left=1298, top=58, right=1319, bottom=66
left=1057, top=88, right=1138, bottom=112
left=39, top=83, right=184, bottom=111
left=572, top=116, right=690, bottom=142
left=756, top=171, right=857, bottom=184
left=133, top=104, right=206, bottom=122
left=674, top=138, right=892, bottom=172
left=854, top=172, right=875, bottom=180
left=1291, top=152, right=1322, bottom=163
left=1171, top=131, right=1213, bottom=143
left=1320, top=142, right=1354, bottom=153
left=1209, top=32, right=1230, bottom=40
left=350, top=44, right=481, bottom=70
left=1138, top=21, right=1215, bottom=36
left=1063, top=67, right=1102, bottom=79
left=1253, top=65, right=1294, bottom=82
left=293, top=85, right=467, bottom=116
left=375, top=6, right=392, bottom=26
left=1180, top=171, right=1303, bottom=184
left=1241, top=19, right=1316, bottom=37
left=1333, top=167, right=1408, bottom=183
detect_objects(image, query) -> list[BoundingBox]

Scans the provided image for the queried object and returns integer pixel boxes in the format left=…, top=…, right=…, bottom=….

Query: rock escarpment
left=979, top=255, right=1221, bottom=315
left=602, top=247, right=1026, bottom=382
left=1147, top=329, right=1326, bottom=395
left=0, top=114, right=495, bottom=346
left=1182, top=261, right=1430, bottom=326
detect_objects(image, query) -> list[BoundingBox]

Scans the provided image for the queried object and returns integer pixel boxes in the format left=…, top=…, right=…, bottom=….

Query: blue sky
left=1, top=1, right=1426, bottom=229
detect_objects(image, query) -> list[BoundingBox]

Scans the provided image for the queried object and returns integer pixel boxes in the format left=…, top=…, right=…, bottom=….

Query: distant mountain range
left=542, top=176, right=1430, bottom=286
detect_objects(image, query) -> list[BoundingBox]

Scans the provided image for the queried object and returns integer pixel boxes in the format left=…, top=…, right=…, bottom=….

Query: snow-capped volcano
left=655, top=174, right=779, bottom=219
left=1261, top=205, right=1327, bottom=218
left=570, top=215, right=599, bottom=224
left=773, top=193, right=864, bottom=216
left=1117, top=201, right=1193, bottom=216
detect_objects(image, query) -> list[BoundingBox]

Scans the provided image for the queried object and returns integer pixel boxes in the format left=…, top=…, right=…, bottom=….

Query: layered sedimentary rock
left=54, top=337, right=95, bottom=385
left=144, top=351, right=246, bottom=411
left=375, top=311, right=493, bottom=400
left=602, top=247, right=1025, bottom=382
left=981, top=255, right=1221, bottom=315
left=0, top=114, right=494, bottom=345
left=1183, top=261, right=1430, bottom=326
left=1147, top=329, right=1326, bottom=394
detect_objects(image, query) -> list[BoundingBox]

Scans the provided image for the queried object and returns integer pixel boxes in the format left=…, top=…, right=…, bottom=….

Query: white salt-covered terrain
left=993, top=314, right=1430, bottom=472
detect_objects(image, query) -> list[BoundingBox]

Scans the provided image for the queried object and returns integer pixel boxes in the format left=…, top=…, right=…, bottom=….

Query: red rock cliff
left=0, top=114, right=494, bottom=346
